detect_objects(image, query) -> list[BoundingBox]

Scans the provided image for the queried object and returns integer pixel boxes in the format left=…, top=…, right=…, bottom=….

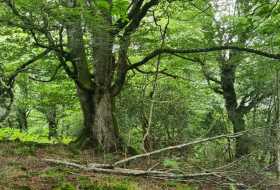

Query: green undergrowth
left=0, top=127, right=73, bottom=144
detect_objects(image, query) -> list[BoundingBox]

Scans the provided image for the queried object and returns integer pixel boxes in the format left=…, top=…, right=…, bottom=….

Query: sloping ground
left=0, top=141, right=198, bottom=190
left=1, top=141, right=280, bottom=190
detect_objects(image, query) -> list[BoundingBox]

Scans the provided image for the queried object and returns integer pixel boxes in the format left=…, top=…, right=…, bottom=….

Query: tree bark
left=75, top=87, right=97, bottom=146
left=90, top=0, right=122, bottom=151
left=46, top=108, right=58, bottom=140
left=16, top=107, right=28, bottom=132
left=230, top=114, right=248, bottom=158
left=220, top=62, right=249, bottom=158
left=273, top=70, right=280, bottom=179
left=65, top=0, right=121, bottom=151
left=64, top=0, right=97, bottom=147
left=94, top=91, right=121, bottom=151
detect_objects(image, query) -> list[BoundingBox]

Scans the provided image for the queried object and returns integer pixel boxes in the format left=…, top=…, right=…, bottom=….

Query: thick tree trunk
left=75, top=87, right=97, bottom=146
left=90, top=0, right=122, bottom=151
left=0, top=83, right=13, bottom=122
left=65, top=1, right=97, bottom=147
left=65, top=0, right=122, bottom=151
left=94, top=91, right=121, bottom=152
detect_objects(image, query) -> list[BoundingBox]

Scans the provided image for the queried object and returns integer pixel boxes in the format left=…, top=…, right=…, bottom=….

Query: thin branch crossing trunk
left=143, top=13, right=169, bottom=152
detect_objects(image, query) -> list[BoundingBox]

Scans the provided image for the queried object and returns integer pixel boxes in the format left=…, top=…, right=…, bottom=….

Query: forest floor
left=0, top=141, right=202, bottom=190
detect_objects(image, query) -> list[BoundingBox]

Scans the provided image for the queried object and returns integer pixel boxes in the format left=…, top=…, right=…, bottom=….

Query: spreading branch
left=129, top=46, right=280, bottom=70
left=7, top=49, right=51, bottom=87
left=124, top=0, right=160, bottom=36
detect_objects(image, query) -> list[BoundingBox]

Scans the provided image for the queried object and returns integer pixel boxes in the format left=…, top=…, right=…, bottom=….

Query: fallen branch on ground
left=44, top=129, right=255, bottom=187
left=44, top=158, right=222, bottom=178
left=44, top=158, right=247, bottom=189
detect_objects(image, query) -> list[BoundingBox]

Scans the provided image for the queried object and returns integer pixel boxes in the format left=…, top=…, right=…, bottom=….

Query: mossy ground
left=0, top=141, right=198, bottom=190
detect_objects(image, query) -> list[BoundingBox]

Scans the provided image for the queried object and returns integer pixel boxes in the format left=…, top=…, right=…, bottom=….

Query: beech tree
left=1, top=0, right=280, bottom=152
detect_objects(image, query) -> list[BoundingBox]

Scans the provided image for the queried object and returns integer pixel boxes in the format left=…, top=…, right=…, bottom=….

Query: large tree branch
left=172, top=54, right=221, bottom=84
left=7, top=49, right=51, bottom=87
left=128, top=46, right=280, bottom=70
left=114, top=0, right=160, bottom=36
left=113, top=0, right=145, bottom=35
left=124, top=0, right=160, bottom=36
left=111, top=1, right=162, bottom=95
left=3, top=0, right=71, bottom=60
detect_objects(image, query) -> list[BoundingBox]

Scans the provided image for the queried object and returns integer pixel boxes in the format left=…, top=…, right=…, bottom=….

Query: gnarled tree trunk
left=65, top=0, right=122, bottom=151
left=94, top=91, right=121, bottom=151
left=91, top=0, right=122, bottom=151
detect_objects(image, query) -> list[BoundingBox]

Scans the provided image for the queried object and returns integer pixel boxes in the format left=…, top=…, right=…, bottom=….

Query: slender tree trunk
left=46, top=108, right=58, bottom=140
left=16, top=107, right=28, bottom=132
left=221, top=63, right=249, bottom=158
left=230, top=113, right=248, bottom=158
left=141, top=112, right=153, bottom=152
left=274, top=70, right=280, bottom=179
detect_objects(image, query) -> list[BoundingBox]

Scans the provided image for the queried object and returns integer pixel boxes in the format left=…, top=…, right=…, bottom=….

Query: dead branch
left=113, top=131, right=245, bottom=167
left=44, top=158, right=220, bottom=179
left=44, top=129, right=261, bottom=186
left=44, top=158, right=248, bottom=189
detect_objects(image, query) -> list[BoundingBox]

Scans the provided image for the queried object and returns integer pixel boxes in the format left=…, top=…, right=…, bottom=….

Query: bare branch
left=113, top=130, right=247, bottom=167
left=135, top=67, right=188, bottom=80
left=128, top=46, right=280, bottom=70
left=44, top=158, right=225, bottom=179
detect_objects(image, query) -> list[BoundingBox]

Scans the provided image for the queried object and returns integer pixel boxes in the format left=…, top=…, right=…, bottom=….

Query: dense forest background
left=1, top=0, right=280, bottom=189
